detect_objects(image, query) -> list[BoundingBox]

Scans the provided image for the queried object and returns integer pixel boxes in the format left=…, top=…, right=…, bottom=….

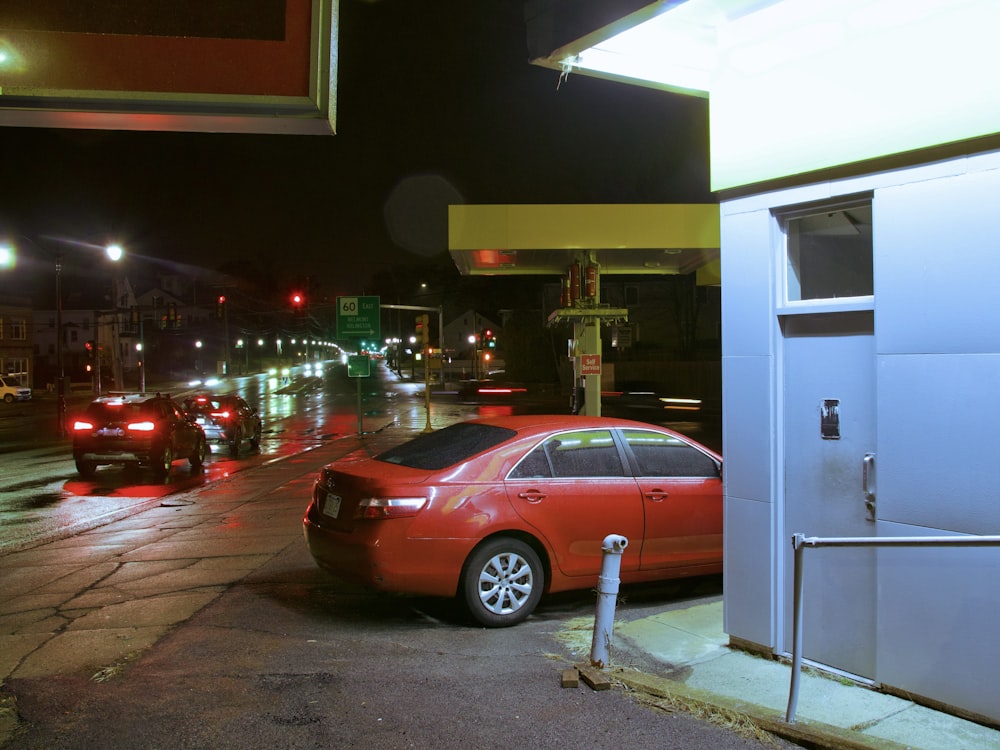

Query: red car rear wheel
left=462, top=538, right=544, bottom=628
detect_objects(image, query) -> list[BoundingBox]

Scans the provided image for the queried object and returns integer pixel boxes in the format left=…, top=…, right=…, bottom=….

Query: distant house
left=0, top=297, right=32, bottom=387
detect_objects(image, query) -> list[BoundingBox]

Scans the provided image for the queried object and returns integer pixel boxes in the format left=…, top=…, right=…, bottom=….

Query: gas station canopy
left=448, top=203, right=720, bottom=283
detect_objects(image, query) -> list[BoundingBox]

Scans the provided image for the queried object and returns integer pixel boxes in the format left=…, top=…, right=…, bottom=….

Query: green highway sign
left=336, top=295, right=380, bottom=339
left=347, top=354, right=371, bottom=378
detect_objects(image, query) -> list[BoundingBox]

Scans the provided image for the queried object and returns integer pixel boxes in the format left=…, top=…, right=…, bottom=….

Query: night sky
left=0, top=0, right=710, bottom=303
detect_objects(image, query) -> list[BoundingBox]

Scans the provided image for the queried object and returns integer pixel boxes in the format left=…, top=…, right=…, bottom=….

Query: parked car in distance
left=0, top=375, right=31, bottom=403
left=303, top=414, right=722, bottom=627
left=71, top=392, right=206, bottom=479
left=183, top=393, right=262, bottom=456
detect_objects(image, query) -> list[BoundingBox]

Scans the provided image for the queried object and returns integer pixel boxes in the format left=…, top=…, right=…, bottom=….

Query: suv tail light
left=357, top=497, right=427, bottom=519
left=72, top=419, right=95, bottom=431
left=127, top=421, right=156, bottom=432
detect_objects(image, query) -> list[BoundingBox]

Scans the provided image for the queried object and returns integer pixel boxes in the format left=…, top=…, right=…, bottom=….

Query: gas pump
left=549, top=254, right=627, bottom=417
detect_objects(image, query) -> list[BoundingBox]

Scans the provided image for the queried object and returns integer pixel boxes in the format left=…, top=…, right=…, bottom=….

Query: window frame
left=776, top=194, right=874, bottom=315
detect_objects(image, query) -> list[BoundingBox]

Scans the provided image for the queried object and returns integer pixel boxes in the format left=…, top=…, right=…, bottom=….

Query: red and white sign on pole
left=580, top=354, right=601, bottom=375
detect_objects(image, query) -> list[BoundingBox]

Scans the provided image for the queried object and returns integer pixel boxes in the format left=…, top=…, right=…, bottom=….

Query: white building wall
left=720, top=205, right=776, bottom=645
left=872, top=152, right=1000, bottom=720
left=722, top=149, right=1000, bottom=721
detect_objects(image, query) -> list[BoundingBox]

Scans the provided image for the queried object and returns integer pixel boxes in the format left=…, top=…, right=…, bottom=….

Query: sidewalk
left=555, top=601, right=1000, bottom=750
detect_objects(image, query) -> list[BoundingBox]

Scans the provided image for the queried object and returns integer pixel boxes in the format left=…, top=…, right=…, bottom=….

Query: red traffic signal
left=415, top=314, right=429, bottom=345
left=291, top=292, right=304, bottom=306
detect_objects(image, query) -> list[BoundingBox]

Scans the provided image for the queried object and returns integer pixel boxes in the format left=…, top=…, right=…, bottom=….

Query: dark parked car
left=183, top=393, right=262, bottom=456
left=303, top=414, right=722, bottom=627
left=71, top=392, right=206, bottom=479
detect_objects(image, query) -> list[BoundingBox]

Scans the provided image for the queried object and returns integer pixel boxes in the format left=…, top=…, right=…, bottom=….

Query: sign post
left=338, top=296, right=380, bottom=434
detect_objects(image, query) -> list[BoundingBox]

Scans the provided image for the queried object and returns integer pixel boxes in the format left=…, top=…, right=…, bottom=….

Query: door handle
left=862, top=453, right=876, bottom=522
left=517, top=490, right=546, bottom=504
left=644, top=489, right=668, bottom=502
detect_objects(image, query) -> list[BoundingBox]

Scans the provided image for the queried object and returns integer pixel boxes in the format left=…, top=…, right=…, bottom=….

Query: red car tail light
left=72, top=419, right=95, bottom=431
left=211, top=410, right=231, bottom=419
left=357, top=497, right=427, bottom=519
left=127, top=421, right=157, bottom=432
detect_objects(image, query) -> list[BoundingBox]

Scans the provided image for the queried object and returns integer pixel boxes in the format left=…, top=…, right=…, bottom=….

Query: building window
left=5, top=358, right=29, bottom=384
left=10, top=318, right=26, bottom=340
left=782, top=197, right=873, bottom=303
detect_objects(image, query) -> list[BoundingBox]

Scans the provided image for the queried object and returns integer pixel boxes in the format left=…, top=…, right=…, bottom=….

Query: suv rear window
left=86, top=400, right=159, bottom=421
left=377, top=422, right=517, bottom=470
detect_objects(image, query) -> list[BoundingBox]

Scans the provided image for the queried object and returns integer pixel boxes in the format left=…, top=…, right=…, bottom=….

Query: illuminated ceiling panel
left=531, top=0, right=778, bottom=96
left=531, top=0, right=1000, bottom=191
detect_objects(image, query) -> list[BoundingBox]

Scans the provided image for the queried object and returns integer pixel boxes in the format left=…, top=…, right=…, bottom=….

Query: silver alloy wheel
left=478, top=550, right=534, bottom=615
left=462, top=537, right=544, bottom=627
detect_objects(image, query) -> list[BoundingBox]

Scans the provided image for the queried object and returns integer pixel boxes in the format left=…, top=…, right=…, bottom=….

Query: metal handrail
left=786, top=532, right=1000, bottom=723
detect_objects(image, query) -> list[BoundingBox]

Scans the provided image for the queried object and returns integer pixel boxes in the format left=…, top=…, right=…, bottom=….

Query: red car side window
left=545, top=429, right=624, bottom=478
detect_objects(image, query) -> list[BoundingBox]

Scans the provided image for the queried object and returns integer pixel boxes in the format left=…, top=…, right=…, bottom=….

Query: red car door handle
left=518, top=491, right=546, bottom=503
left=645, top=490, right=669, bottom=502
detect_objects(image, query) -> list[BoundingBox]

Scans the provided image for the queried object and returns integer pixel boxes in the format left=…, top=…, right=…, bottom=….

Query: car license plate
left=322, top=494, right=342, bottom=518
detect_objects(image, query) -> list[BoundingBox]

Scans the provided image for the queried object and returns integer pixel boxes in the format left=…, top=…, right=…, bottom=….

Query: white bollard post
left=590, top=533, right=629, bottom=669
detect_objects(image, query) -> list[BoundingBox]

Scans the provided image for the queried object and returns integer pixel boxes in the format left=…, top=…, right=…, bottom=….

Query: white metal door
left=781, top=311, right=876, bottom=679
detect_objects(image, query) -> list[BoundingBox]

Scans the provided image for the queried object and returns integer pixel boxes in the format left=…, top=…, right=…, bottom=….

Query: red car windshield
left=376, top=423, right=516, bottom=470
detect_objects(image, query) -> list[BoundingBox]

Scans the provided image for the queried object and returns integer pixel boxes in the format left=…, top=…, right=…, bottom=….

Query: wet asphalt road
left=0, top=365, right=774, bottom=749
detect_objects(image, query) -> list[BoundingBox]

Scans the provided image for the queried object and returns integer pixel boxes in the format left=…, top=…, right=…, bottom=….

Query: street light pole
left=55, top=255, right=66, bottom=436
left=6, top=237, right=122, bottom=436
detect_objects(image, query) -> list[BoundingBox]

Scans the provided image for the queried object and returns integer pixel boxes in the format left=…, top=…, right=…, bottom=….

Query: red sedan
left=303, top=415, right=722, bottom=627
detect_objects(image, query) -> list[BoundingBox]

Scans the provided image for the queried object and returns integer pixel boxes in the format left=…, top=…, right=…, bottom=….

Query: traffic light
left=85, top=340, right=96, bottom=360
left=217, top=295, right=226, bottom=318
left=291, top=292, right=305, bottom=315
left=482, top=328, right=496, bottom=348
left=415, top=314, right=429, bottom=346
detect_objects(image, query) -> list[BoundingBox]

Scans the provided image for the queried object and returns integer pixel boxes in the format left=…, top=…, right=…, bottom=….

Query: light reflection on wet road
left=0, top=362, right=403, bottom=554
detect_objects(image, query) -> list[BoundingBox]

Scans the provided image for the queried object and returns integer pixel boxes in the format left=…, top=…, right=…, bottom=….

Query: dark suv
left=183, top=393, right=262, bottom=456
left=71, top=392, right=207, bottom=479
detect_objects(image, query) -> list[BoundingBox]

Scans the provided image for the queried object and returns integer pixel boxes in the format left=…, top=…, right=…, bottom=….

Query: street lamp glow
left=105, top=244, right=124, bottom=262
left=0, top=243, right=14, bottom=269
left=195, top=340, right=203, bottom=349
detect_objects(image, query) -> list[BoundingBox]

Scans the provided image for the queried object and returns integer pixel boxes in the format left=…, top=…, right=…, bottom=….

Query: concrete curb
left=613, top=670, right=914, bottom=750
